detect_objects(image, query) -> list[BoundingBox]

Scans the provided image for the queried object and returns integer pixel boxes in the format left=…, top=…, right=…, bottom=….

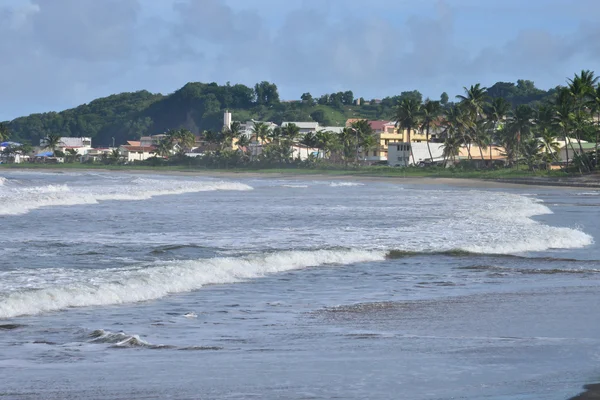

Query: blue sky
left=0, top=0, right=599, bottom=121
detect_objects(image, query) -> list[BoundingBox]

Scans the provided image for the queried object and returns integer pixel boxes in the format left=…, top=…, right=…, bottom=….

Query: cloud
left=1, top=0, right=600, bottom=121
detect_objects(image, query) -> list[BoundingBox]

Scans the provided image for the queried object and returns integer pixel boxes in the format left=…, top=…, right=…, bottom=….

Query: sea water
left=0, top=171, right=598, bottom=399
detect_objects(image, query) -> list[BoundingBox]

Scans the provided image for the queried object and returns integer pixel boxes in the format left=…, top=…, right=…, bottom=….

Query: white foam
left=0, top=179, right=253, bottom=216
left=0, top=177, right=6, bottom=186
left=0, top=249, right=386, bottom=318
left=329, top=182, right=364, bottom=187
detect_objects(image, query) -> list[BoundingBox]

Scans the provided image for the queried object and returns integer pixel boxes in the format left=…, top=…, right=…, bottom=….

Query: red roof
left=368, top=120, right=392, bottom=132
left=122, top=146, right=155, bottom=152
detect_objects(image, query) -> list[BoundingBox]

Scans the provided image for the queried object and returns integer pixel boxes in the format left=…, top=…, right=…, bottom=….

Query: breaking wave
left=0, top=249, right=385, bottom=318
left=0, top=179, right=253, bottom=216
left=88, top=329, right=173, bottom=349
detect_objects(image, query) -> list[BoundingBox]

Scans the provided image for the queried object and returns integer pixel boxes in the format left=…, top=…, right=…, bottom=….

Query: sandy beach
left=3, top=166, right=600, bottom=191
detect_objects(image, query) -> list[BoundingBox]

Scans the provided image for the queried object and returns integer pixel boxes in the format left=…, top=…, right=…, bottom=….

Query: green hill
left=3, top=80, right=557, bottom=147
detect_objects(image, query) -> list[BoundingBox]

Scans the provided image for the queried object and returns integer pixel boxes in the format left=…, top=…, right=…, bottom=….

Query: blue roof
left=35, top=151, right=54, bottom=157
left=0, top=141, right=22, bottom=147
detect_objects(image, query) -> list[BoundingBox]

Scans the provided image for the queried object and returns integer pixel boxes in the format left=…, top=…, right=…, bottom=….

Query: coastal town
left=1, top=71, right=599, bottom=173
left=0, top=108, right=595, bottom=171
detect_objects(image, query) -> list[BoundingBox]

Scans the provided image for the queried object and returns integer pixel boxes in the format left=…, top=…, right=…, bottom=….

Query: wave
left=329, top=182, right=364, bottom=187
left=0, top=179, right=253, bottom=216
left=0, top=177, right=6, bottom=186
left=88, top=329, right=173, bottom=349
left=456, top=265, right=600, bottom=275
left=0, top=249, right=385, bottom=319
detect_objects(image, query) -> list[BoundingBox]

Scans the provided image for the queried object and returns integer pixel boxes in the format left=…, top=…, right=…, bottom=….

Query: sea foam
left=0, top=249, right=386, bottom=318
left=0, top=179, right=253, bottom=216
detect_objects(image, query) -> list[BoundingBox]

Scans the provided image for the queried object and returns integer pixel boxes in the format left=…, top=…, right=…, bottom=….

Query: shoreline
left=569, top=384, right=600, bottom=399
left=1, top=165, right=599, bottom=190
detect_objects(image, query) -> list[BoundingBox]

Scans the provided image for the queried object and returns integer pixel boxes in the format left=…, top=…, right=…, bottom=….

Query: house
left=83, top=148, right=114, bottom=162
left=558, top=142, right=596, bottom=163
left=281, top=122, right=320, bottom=136
left=140, top=135, right=169, bottom=147
left=119, top=145, right=155, bottom=162
left=387, top=142, right=446, bottom=167
left=291, top=144, right=321, bottom=160
left=458, top=145, right=505, bottom=160
left=40, top=137, right=93, bottom=155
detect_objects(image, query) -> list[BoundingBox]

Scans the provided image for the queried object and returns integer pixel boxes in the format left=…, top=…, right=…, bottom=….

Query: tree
left=440, top=92, right=449, bottom=106
left=0, top=123, right=10, bottom=142
left=65, top=148, right=80, bottom=163
left=553, top=88, right=576, bottom=170
left=155, top=137, right=174, bottom=157
left=301, top=92, right=314, bottom=105
left=42, top=134, right=63, bottom=155
left=485, top=97, right=511, bottom=163
left=536, top=105, right=560, bottom=168
left=300, top=132, right=318, bottom=159
left=456, top=83, right=488, bottom=119
left=315, top=130, right=335, bottom=159
left=250, top=122, right=270, bottom=145
left=568, top=70, right=597, bottom=171
left=395, top=98, right=421, bottom=146
left=420, top=100, right=442, bottom=162
left=109, top=148, right=121, bottom=164
left=520, top=138, right=543, bottom=171
left=509, top=104, right=534, bottom=170
left=442, top=135, right=461, bottom=167
left=281, top=123, right=301, bottom=142
left=587, top=84, right=600, bottom=168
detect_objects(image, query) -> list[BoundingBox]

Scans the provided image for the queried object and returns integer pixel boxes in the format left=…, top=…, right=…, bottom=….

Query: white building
left=39, top=137, right=93, bottom=155
left=281, top=122, right=320, bottom=136
left=387, top=142, right=445, bottom=167
left=119, top=145, right=155, bottom=162
left=239, top=120, right=279, bottom=139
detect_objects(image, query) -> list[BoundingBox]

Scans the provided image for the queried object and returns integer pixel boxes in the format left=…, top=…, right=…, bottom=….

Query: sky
left=1, top=0, right=599, bottom=121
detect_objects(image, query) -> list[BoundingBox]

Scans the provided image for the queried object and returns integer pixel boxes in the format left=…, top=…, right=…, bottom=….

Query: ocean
left=0, top=170, right=598, bottom=400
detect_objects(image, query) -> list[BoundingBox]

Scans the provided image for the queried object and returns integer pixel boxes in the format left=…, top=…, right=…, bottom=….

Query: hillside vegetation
left=4, top=80, right=557, bottom=147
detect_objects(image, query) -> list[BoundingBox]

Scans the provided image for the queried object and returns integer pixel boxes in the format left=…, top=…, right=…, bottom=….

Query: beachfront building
left=458, top=145, right=507, bottom=167
left=281, top=121, right=320, bottom=136
left=39, top=137, right=93, bottom=155
left=387, top=142, right=446, bottom=167
left=119, top=143, right=155, bottom=162
left=83, top=148, right=115, bottom=162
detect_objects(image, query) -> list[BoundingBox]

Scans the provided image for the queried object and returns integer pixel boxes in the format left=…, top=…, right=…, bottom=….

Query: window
left=397, top=145, right=400, bottom=151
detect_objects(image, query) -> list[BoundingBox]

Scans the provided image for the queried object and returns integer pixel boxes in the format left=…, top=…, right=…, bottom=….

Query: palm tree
left=587, top=84, right=600, bottom=168
left=155, top=137, right=173, bottom=158
left=43, top=134, right=63, bottom=155
left=420, top=99, right=442, bottom=162
left=222, top=121, right=242, bottom=150
left=472, top=119, right=490, bottom=162
left=509, top=105, right=534, bottom=170
left=337, top=128, right=356, bottom=165
left=251, top=122, right=271, bottom=145
left=485, top=97, right=511, bottom=163
left=568, top=70, right=597, bottom=171
left=65, top=148, right=79, bottom=163
left=456, top=83, right=488, bottom=119
left=169, top=128, right=196, bottom=152
left=236, top=134, right=251, bottom=161
left=315, top=130, right=335, bottom=160
left=536, top=105, right=560, bottom=168
left=109, top=149, right=121, bottom=164
left=443, top=105, right=473, bottom=159
left=300, top=132, right=318, bottom=160
left=281, top=123, right=301, bottom=142
left=441, top=135, right=461, bottom=167
left=395, top=98, right=421, bottom=165
left=553, top=87, right=576, bottom=170
left=520, top=138, right=543, bottom=171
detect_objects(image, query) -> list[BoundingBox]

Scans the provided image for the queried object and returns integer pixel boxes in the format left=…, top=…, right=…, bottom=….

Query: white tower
left=224, top=110, right=232, bottom=130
